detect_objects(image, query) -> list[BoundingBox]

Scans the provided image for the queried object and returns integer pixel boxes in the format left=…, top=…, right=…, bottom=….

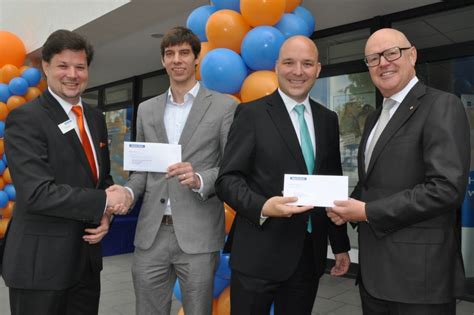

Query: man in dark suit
left=215, top=35, right=351, bottom=315
left=327, top=28, right=470, bottom=314
left=1, top=30, right=125, bottom=315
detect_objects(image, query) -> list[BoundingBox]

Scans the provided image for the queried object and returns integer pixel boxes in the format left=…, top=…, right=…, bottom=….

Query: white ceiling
left=72, top=0, right=442, bottom=87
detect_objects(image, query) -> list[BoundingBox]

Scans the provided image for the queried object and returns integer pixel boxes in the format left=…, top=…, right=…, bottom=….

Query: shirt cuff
left=192, top=173, right=205, bottom=196
left=260, top=212, right=268, bottom=225
left=124, top=186, right=135, bottom=202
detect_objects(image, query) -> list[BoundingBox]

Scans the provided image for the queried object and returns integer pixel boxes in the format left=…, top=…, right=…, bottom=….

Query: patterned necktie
left=72, top=105, right=98, bottom=183
left=294, top=104, right=314, bottom=233
left=365, top=98, right=397, bottom=171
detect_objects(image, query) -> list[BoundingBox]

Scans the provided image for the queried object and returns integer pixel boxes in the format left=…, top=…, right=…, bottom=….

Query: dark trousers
left=9, top=263, right=101, bottom=315
left=230, top=233, right=319, bottom=315
left=359, top=280, right=456, bottom=315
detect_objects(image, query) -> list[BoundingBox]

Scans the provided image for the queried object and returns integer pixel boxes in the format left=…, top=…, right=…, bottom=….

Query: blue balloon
left=173, top=280, right=182, bottom=302
left=275, top=13, right=310, bottom=38
left=9, top=77, right=29, bottom=96
left=2, top=154, right=7, bottom=166
left=294, top=6, right=315, bottom=36
left=4, top=184, right=15, bottom=201
left=0, top=191, right=8, bottom=208
left=201, top=48, right=248, bottom=94
left=270, top=303, right=274, bottom=315
left=215, top=252, right=231, bottom=280
left=213, top=274, right=230, bottom=298
left=0, top=160, right=5, bottom=174
left=186, top=5, right=217, bottom=42
left=0, top=121, right=4, bottom=138
left=212, top=0, right=240, bottom=12
left=241, top=26, right=285, bottom=71
left=21, top=68, right=42, bottom=87
left=0, top=83, right=11, bottom=103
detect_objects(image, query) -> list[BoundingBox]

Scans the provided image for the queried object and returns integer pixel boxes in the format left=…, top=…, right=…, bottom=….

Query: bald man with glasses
left=327, top=28, right=470, bottom=314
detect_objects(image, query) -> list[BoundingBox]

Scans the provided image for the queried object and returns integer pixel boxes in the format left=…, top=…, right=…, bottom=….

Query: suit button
left=160, top=198, right=166, bottom=204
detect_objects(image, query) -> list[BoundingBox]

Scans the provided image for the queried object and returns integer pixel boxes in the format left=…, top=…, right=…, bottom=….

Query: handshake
left=105, top=185, right=134, bottom=216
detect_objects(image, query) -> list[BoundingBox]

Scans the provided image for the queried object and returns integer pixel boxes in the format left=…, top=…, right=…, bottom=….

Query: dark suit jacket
left=1, top=90, right=113, bottom=290
left=353, top=82, right=470, bottom=303
left=215, top=91, right=350, bottom=281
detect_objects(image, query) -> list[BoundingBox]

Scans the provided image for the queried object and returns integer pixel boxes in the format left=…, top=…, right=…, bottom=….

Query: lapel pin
left=409, top=106, right=414, bottom=110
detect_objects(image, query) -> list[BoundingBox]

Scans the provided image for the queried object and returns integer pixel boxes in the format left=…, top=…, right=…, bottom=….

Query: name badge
left=58, top=119, right=74, bottom=134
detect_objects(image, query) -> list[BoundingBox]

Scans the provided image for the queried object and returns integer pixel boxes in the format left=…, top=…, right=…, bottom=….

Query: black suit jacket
left=216, top=91, right=350, bottom=281
left=1, top=90, right=113, bottom=290
left=353, top=82, right=470, bottom=303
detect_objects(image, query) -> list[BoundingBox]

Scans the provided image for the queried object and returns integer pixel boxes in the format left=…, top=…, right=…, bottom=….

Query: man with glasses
left=327, top=28, right=469, bottom=314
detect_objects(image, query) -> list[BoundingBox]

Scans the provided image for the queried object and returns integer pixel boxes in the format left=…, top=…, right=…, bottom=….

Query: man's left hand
left=83, top=213, right=111, bottom=244
left=330, top=252, right=351, bottom=276
left=167, top=162, right=201, bottom=189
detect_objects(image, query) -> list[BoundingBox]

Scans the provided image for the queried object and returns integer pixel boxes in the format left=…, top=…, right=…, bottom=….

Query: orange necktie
left=72, top=105, right=98, bottom=183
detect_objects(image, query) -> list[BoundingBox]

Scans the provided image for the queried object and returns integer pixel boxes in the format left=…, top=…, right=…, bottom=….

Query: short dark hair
left=160, top=27, right=201, bottom=59
left=42, top=30, right=94, bottom=65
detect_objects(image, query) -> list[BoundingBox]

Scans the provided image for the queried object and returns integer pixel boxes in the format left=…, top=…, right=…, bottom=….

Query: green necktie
left=294, top=104, right=314, bottom=233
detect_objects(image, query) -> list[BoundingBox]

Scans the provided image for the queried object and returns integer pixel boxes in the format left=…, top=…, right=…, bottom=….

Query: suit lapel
left=152, top=94, right=169, bottom=143
left=310, top=100, right=324, bottom=174
left=83, top=104, right=101, bottom=185
left=359, top=107, right=381, bottom=177
left=178, top=86, right=212, bottom=146
left=366, top=82, right=425, bottom=176
left=41, top=91, right=96, bottom=184
left=266, top=91, right=307, bottom=174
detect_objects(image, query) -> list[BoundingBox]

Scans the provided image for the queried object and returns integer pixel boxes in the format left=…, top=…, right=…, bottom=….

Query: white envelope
left=123, top=141, right=181, bottom=172
left=283, top=174, right=348, bottom=207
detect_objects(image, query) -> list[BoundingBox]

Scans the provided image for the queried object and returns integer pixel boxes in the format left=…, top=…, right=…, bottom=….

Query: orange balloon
left=240, top=71, right=278, bottom=102
left=206, top=10, right=250, bottom=53
left=0, top=177, right=4, bottom=190
left=0, top=64, right=20, bottom=84
left=0, top=102, right=8, bottom=121
left=212, top=299, right=219, bottom=315
left=178, top=307, right=184, bottom=315
left=0, top=31, right=26, bottom=68
left=3, top=167, right=11, bottom=184
left=19, top=65, right=30, bottom=74
left=6, top=95, right=26, bottom=112
left=216, top=286, right=231, bottom=315
left=224, top=94, right=241, bottom=104
left=0, top=218, right=10, bottom=238
left=196, top=42, right=214, bottom=81
left=241, top=0, right=286, bottom=27
left=224, top=203, right=236, bottom=234
left=285, top=0, right=302, bottom=12
left=24, top=87, right=42, bottom=101
left=1, top=201, right=14, bottom=219
left=37, top=78, right=47, bottom=92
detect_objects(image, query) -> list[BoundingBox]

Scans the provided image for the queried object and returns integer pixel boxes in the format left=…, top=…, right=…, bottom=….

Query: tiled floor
left=1, top=253, right=474, bottom=314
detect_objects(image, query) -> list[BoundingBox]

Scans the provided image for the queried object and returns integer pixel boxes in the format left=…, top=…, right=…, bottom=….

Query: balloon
left=294, top=6, right=316, bottom=35
left=224, top=94, right=241, bottom=104
left=0, top=31, right=26, bottom=68
left=201, top=48, right=247, bottom=94
left=4, top=184, right=15, bottom=201
left=212, top=0, right=240, bottom=12
left=241, top=26, right=285, bottom=71
left=0, top=64, right=20, bottom=84
left=215, top=252, right=231, bottom=280
left=241, top=0, right=285, bottom=27
left=0, top=160, right=5, bottom=174
left=186, top=5, right=218, bottom=42
left=37, top=78, right=47, bottom=92
left=275, top=13, right=311, bottom=38
left=213, top=275, right=230, bottom=298
left=216, top=286, right=231, bottom=314
left=173, top=280, right=182, bottom=302
left=21, top=68, right=42, bottom=87
left=0, top=84, right=11, bottom=103
left=0, top=139, right=3, bottom=156
left=224, top=203, right=235, bottom=234
left=270, top=303, right=275, bottom=315
left=3, top=167, right=11, bottom=184
left=0, top=121, right=4, bottom=138
left=240, top=71, right=278, bottom=102
left=0, top=178, right=4, bottom=191
left=0, top=191, right=8, bottom=208
left=206, top=10, right=250, bottom=53
left=285, top=0, right=302, bottom=12
left=2, top=154, right=7, bottom=166
left=19, top=65, right=29, bottom=74
left=6, top=95, right=26, bottom=111
left=24, top=87, right=42, bottom=101
left=9, top=77, right=29, bottom=96
left=0, top=102, right=8, bottom=120
left=177, top=307, right=184, bottom=315
left=0, top=201, right=14, bottom=219
left=196, top=42, right=214, bottom=81
left=0, top=218, right=9, bottom=238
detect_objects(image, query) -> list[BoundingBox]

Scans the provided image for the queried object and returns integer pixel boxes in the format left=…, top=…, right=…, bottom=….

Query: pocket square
left=100, top=142, right=107, bottom=148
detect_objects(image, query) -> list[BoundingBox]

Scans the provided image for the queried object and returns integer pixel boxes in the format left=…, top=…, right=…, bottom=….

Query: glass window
left=311, top=72, right=376, bottom=252
left=141, top=74, right=169, bottom=99
left=315, top=28, right=370, bottom=65
left=104, top=82, right=133, bottom=106
left=82, top=90, right=99, bottom=107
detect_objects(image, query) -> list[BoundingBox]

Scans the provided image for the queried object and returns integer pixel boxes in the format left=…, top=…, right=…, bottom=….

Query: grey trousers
left=132, top=224, right=219, bottom=315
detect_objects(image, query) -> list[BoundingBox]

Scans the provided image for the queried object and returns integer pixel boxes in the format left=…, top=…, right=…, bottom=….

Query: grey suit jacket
left=126, top=86, right=237, bottom=254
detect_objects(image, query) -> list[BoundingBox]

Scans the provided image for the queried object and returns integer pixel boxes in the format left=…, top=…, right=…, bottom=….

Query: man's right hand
left=105, top=185, right=133, bottom=215
left=261, top=196, right=313, bottom=217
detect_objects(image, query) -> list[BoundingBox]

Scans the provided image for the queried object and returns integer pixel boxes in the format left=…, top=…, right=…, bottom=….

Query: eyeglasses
left=364, top=46, right=412, bottom=67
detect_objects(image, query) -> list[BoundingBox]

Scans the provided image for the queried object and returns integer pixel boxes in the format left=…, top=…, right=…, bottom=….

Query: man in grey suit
left=327, top=28, right=469, bottom=314
left=109, top=27, right=237, bottom=315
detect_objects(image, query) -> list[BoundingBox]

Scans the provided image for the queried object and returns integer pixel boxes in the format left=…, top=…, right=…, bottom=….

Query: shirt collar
left=167, top=81, right=200, bottom=105
left=386, top=76, right=419, bottom=105
left=48, top=87, right=83, bottom=116
left=278, top=88, right=311, bottom=114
